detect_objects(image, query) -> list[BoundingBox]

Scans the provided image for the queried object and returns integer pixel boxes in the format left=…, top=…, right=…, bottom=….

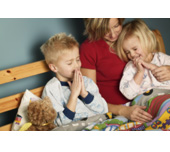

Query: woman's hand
left=151, top=65, right=170, bottom=82
left=126, top=105, right=153, bottom=123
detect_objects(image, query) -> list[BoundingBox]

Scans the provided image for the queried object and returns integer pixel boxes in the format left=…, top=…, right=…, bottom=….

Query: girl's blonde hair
left=40, top=33, right=79, bottom=64
left=117, top=19, right=158, bottom=62
left=84, top=18, right=124, bottom=41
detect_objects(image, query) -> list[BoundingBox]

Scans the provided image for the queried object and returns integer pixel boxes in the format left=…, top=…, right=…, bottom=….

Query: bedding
left=82, top=88, right=170, bottom=131
left=11, top=90, right=41, bottom=131
left=12, top=88, right=170, bottom=131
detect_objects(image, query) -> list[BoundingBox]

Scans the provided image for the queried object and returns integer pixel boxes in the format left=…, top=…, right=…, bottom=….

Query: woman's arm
left=81, top=68, right=97, bottom=83
left=108, top=103, right=153, bottom=123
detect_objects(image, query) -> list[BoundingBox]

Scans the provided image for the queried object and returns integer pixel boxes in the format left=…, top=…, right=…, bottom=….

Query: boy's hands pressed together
left=67, top=70, right=88, bottom=112
left=79, top=72, right=88, bottom=98
left=68, top=69, right=82, bottom=98
left=67, top=70, right=82, bottom=112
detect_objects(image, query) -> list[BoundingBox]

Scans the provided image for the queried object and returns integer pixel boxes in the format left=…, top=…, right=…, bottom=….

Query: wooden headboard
left=0, top=61, right=50, bottom=130
left=0, top=29, right=166, bottom=131
left=152, top=30, right=166, bottom=53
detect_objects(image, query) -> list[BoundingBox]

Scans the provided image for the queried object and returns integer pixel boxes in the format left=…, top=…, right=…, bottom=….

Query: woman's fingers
left=152, top=66, right=170, bottom=81
left=130, top=105, right=152, bottom=123
left=136, top=111, right=152, bottom=122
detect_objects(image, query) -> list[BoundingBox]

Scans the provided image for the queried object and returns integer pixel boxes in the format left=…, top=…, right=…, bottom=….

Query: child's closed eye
left=133, top=48, right=137, bottom=51
left=67, top=62, right=72, bottom=65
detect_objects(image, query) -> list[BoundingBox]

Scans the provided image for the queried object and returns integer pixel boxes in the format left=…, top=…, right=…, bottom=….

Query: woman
left=80, top=18, right=153, bottom=123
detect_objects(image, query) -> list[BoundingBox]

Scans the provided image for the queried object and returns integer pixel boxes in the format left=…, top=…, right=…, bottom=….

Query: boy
left=41, top=33, right=108, bottom=126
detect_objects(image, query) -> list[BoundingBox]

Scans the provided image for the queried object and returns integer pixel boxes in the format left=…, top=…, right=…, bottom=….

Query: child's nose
left=130, top=51, right=135, bottom=57
left=74, top=62, right=80, bottom=69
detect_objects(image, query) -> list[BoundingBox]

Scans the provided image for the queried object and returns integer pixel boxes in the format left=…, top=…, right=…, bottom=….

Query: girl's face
left=53, top=47, right=81, bottom=81
left=123, top=35, right=151, bottom=62
left=104, top=18, right=122, bottom=44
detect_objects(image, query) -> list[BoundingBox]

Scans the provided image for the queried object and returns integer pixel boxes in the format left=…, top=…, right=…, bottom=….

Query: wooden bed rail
left=0, top=86, right=44, bottom=114
left=0, top=60, right=49, bottom=85
left=0, top=86, right=44, bottom=131
left=0, top=60, right=49, bottom=130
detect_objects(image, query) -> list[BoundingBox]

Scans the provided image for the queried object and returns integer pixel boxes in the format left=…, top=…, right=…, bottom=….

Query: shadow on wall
left=31, top=40, right=45, bottom=61
left=64, top=18, right=86, bottom=44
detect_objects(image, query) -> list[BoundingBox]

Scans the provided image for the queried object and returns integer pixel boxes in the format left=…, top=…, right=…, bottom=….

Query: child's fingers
left=68, top=81, right=72, bottom=88
left=79, top=71, right=83, bottom=81
left=74, top=70, right=81, bottom=88
left=74, top=70, right=79, bottom=82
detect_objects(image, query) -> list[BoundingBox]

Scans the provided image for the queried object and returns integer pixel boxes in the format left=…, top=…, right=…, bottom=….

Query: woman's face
left=104, top=18, right=122, bottom=44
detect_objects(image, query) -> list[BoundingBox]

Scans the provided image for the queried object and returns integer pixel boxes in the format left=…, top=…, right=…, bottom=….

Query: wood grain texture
left=0, top=124, right=12, bottom=131
left=0, top=60, right=49, bottom=85
left=0, top=86, right=44, bottom=113
left=152, top=29, right=166, bottom=53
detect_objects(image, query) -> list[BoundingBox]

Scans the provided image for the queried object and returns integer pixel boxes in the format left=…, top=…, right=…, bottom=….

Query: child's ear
left=49, top=64, right=58, bottom=73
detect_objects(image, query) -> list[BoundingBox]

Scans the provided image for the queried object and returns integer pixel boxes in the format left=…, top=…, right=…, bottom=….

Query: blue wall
left=0, top=18, right=85, bottom=98
left=0, top=18, right=170, bottom=126
left=0, top=18, right=85, bottom=126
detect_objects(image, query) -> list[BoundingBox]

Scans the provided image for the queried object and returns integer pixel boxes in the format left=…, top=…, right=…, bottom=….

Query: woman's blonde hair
left=40, top=33, right=79, bottom=64
left=117, top=19, right=158, bottom=62
left=84, top=18, right=124, bottom=41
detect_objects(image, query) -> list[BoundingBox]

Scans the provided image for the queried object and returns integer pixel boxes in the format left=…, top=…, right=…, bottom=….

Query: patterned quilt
left=52, top=88, right=170, bottom=131
left=84, top=88, right=170, bottom=131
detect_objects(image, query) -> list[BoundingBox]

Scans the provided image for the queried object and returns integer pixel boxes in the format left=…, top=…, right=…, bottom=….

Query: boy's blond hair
left=40, top=33, right=79, bottom=64
left=117, top=19, right=158, bottom=62
left=84, top=18, right=124, bottom=41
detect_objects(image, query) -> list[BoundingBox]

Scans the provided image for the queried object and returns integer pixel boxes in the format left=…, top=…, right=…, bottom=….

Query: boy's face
left=54, top=47, right=81, bottom=81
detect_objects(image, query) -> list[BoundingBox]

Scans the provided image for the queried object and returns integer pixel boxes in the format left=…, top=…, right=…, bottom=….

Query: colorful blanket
left=84, top=89, right=170, bottom=131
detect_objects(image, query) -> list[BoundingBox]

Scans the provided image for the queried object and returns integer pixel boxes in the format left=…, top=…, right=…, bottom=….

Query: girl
left=117, top=19, right=170, bottom=100
left=80, top=18, right=153, bottom=123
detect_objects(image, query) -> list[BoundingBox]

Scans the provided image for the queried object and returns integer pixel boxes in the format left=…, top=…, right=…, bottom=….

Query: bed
left=0, top=29, right=168, bottom=131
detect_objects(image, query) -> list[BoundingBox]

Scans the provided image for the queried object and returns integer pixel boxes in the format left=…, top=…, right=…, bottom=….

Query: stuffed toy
left=19, top=96, right=57, bottom=131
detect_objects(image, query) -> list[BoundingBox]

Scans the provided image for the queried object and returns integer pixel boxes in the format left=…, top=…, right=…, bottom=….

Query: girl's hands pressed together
left=133, top=57, right=145, bottom=73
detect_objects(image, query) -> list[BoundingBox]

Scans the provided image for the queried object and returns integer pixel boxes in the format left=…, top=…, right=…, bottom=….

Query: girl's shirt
left=41, top=76, right=108, bottom=126
left=120, top=52, right=170, bottom=100
left=80, top=39, right=128, bottom=104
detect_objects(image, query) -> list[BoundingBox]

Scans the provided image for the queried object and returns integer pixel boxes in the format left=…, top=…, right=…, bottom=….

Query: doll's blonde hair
left=116, top=19, right=158, bottom=62
left=84, top=18, right=124, bottom=41
left=40, top=33, right=79, bottom=64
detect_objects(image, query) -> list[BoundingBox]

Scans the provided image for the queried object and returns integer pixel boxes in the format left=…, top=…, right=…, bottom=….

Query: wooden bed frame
left=0, top=30, right=166, bottom=131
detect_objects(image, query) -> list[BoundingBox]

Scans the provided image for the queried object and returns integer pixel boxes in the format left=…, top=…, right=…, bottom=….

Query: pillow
left=132, top=88, right=170, bottom=106
left=11, top=89, right=41, bottom=131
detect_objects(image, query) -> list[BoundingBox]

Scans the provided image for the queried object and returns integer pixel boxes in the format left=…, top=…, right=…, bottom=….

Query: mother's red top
left=80, top=39, right=128, bottom=105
